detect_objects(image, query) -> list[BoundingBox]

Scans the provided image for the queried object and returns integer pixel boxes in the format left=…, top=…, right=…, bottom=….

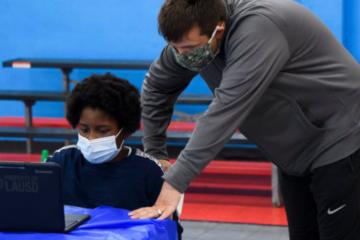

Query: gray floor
left=182, top=221, right=289, bottom=240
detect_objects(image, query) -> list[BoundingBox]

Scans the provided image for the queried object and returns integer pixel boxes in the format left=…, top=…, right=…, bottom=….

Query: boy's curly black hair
left=66, top=73, right=141, bottom=135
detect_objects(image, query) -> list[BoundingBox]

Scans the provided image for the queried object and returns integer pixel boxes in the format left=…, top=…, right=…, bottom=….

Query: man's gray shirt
left=141, top=0, right=360, bottom=193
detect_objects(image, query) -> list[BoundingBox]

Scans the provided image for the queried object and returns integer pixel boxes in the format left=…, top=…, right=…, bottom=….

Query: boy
left=48, top=73, right=182, bottom=238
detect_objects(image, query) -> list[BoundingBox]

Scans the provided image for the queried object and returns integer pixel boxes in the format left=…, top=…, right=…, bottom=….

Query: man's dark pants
left=280, top=149, right=360, bottom=240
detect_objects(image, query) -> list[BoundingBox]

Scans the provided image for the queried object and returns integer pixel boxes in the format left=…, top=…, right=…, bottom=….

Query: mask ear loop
left=208, top=26, right=220, bottom=44
left=115, top=128, right=123, bottom=138
left=115, top=128, right=125, bottom=152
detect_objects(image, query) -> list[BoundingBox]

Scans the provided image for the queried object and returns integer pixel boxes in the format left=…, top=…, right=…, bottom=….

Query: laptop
left=0, top=161, right=90, bottom=232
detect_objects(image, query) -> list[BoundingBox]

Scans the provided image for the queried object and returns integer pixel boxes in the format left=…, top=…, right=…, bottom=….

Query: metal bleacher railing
left=0, top=58, right=282, bottom=206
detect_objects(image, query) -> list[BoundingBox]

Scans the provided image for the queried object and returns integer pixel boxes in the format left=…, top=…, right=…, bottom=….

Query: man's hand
left=129, top=181, right=181, bottom=220
left=158, top=159, right=172, bottom=171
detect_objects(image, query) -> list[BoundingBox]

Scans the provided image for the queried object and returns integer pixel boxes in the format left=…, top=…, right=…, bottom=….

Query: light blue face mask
left=77, top=129, right=124, bottom=164
left=172, top=26, right=220, bottom=72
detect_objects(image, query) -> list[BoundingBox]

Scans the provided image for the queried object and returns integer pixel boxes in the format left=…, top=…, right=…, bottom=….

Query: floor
left=181, top=221, right=289, bottom=240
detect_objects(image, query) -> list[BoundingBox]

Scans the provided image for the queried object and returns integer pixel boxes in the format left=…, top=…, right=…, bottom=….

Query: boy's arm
left=146, top=161, right=165, bottom=205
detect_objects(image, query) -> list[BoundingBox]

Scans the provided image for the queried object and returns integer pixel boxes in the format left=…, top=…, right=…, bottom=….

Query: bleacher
left=0, top=58, right=282, bottom=207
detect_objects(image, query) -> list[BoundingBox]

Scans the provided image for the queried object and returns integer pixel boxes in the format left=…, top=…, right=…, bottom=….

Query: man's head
left=158, top=0, right=226, bottom=71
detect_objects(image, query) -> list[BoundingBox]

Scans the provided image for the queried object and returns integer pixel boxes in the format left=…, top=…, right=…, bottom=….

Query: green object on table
left=41, top=149, right=49, bottom=162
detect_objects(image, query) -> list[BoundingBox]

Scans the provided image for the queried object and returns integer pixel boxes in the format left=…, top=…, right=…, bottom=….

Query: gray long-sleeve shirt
left=141, top=0, right=360, bottom=193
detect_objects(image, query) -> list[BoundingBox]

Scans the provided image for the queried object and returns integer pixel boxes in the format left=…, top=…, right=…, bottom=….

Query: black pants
left=280, top=149, right=360, bottom=240
left=173, top=211, right=183, bottom=240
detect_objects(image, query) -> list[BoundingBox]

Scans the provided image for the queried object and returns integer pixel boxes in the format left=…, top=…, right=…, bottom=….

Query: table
left=2, top=58, right=153, bottom=93
left=0, top=205, right=178, bottom=240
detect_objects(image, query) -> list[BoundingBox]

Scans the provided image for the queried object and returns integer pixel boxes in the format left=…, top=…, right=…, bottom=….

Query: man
left=130, top=0, right=360, bottom=239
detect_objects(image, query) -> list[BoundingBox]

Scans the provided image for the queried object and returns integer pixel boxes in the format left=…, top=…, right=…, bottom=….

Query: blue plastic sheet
left=0, top=206, right=178, bottom=240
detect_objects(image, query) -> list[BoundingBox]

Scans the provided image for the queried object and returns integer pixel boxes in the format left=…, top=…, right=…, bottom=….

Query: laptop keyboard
left=65, top=214, right=82, bottom=226
left=63, top=213, right=90, bottom=232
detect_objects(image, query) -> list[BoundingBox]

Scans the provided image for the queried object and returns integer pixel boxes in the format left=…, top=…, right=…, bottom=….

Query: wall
left=0, top=0, right=167, bottom=117
left=0, top=0, right=358, bottom=118
left=343, top=0, right=360, bottom=61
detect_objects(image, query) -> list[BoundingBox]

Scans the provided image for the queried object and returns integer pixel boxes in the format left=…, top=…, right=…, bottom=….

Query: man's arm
left=141, top=45, right=197, bottom=160
left=130, top=14, right=291, bottom=220
left=164, top=15, right=291, bottom=193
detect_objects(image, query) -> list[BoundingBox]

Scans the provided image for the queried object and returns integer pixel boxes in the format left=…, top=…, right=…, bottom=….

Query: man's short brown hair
left=158, top=0, right=226, bottom=42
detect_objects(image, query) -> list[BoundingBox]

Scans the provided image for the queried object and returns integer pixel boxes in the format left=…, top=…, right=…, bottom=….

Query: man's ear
left=215, top=22, right=225, bottom=39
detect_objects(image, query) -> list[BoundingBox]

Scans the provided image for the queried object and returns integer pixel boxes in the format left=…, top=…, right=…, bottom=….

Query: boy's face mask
left=77, top=129, right=124, bottom=164
left=172, top=26, right=220, bottom=72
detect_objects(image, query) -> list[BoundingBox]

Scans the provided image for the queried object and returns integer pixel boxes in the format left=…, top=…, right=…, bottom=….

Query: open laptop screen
left=0, top=162, right=66, bottom=232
